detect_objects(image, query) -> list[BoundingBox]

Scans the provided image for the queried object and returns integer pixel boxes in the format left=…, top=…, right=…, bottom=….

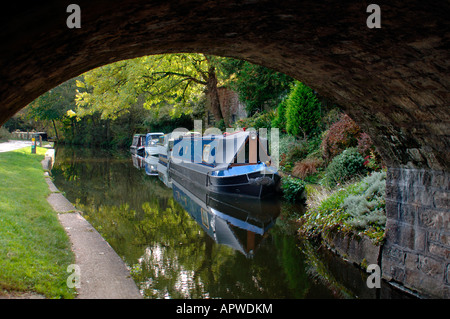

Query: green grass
left=0, top=147, right=75, bottom=298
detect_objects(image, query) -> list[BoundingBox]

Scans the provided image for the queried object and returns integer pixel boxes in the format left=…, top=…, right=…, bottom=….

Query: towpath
left=0, top=140, right=33, bottom=152
left=0, top=142, right=142, bottom=299
left=43, top=156, right=143, bottom=299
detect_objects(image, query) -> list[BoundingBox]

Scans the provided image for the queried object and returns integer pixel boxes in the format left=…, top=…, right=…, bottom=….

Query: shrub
left=285, top=81, right=322, bottom=138
left=234, top=110, right=275, bottom=131
left=321, top=114, right=361, bottom=162
left=281, top=176, right=306, bottom=203
left=278, top=133, right=297, bottom=156
left=271, top=99, right=287, bottom=131
left=343, top=171, right=386, bottom=230
left=299, top=171, right=386, bottom=244
left=0, top=126, right=12, bottom=140
left=356, top=132, right=373, bottom=157
left=285, top=140, right=309, bottom=163
left=325, top=147, right=366, bottom=187
left=292, top=157, right=324, bottom=179
left=278, top=136, right=309, bottom=172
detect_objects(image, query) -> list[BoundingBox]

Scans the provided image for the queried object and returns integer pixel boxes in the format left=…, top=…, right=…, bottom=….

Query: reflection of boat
left=131, top=153, right=146, bottom=169
left=145, top=132, right=164, bottom=157
left=144, top=155, right=159, bottom=176
left=157, top=161, right=172, bottom=188
left=171, top=175, right=280, bottom=257
left=169, top=130, right=280, bottom=198
left=130, top=134, right=146, bottom=156
left=156, top=133, right=174, bottom=167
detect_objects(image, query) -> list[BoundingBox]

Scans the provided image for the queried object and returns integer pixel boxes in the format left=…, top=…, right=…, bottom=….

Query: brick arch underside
left=1, top=0, right=449, bottom=298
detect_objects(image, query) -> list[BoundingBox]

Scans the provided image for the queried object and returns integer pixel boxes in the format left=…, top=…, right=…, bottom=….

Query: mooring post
left=31, top=134, right=36, bottom=154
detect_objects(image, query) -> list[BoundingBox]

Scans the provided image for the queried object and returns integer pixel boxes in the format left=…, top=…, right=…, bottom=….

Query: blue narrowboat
left=169, top=130, right=280, bottom=198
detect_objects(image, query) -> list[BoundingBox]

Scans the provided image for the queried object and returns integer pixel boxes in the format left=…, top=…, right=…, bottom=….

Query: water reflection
left=172, top=178, right=279, bottom=258
left=51, top=146, right=413, bottom=299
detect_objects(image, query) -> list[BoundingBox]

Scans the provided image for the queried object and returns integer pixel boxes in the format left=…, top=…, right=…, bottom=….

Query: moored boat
left=130, top=134, right=146, bottom=156
left=156, top=133, right=173, bottom=167
left=168, top=130, right=280, bottom=198
left=145, top=132, right=164, bottom=157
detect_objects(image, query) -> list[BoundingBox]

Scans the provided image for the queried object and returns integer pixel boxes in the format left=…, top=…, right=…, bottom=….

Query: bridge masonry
left=383, top=168, right=450, bottom=298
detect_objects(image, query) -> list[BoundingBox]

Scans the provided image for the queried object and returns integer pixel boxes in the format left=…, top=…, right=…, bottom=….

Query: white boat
left=145, top=132, right=164, bottom=157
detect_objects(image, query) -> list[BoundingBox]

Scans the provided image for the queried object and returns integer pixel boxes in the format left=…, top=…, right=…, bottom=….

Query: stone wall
left=217, top=88, right=247, bottom=125
left=382, top=167, right=450, bottom=298
left=323, top=231, right=381, bottom=268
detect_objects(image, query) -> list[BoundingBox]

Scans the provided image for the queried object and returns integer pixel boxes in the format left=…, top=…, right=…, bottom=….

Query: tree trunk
left=205, top=56, right=224, bottom=124
left=51, top=119, right=59, bottom=141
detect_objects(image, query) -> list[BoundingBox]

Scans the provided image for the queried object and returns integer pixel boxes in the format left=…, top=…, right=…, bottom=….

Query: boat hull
left=169, top=161, right=280, bottom=198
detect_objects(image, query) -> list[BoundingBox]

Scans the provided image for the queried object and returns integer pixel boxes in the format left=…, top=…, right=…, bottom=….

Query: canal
left=51, top=145, right=411, bottom=299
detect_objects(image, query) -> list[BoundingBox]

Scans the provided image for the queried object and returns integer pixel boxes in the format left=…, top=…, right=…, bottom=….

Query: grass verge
left=0, top=147, right=75, bottom=298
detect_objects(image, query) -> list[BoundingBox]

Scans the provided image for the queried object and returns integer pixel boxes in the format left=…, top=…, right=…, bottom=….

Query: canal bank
left=50, top=145, right=418, bottom=299
left=42, top=150, right=142, bottom=299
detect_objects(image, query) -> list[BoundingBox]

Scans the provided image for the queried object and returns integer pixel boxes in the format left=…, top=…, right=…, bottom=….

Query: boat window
left=231, top=135, right=271, bottom=166
left=203, top=144, right=211, bottom=163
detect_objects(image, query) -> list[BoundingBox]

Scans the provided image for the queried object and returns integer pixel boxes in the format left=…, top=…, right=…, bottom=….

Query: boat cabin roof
left=171, top=130, right=270, bottom=169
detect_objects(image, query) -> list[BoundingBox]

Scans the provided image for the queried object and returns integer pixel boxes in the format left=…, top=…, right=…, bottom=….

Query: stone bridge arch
left=1, top=1, right=448, bottom=298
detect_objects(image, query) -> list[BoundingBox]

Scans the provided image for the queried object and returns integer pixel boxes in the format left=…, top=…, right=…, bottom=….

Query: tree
left=75, top=53, right=226, bottom=123
left=220, top=59, right=293, bottom=115
left=285, top=81, right=322, bottom=138
left=27, top=77, right=80, bottom=141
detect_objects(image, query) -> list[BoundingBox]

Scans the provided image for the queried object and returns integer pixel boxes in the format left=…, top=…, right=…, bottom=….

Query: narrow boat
left=156, top=133, right=173, bottom=167
left=169, top=130, right=280, bottom=198
left=130, top=134, right=146, bottom=156
left=145, top=132, right=164, bottom=157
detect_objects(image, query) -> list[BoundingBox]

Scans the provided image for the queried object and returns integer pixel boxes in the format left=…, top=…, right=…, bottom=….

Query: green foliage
left=0, top=126, right=11, bottom=141
left=343, top=171, right=386, bottom=230
left=278, top=134, right=297, bottom=157
left=75, top=54, right=215, bottom=120
left=28, top=77, right=79, bottom=122
left=271, top=99, right=287, bottom=130
left=215, top=118, right=226, bottom=131
left=281, top=176, right=306, bottom=203
left=279, top=135, right=322, bottom=173
left=285, top=81, right=322, bottom=138
left=233, top=110, right=275, bottom=131
left=325, top=148, right=366, bottom=187
left=221, top=59, right=294, bottom=115
left=300, top=172, right=386, bottom=244
left=299, top=184, right=356, bottom=238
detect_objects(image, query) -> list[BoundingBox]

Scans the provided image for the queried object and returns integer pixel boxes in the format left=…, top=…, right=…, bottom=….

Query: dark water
left=51, top=145, right=410, bottom=299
